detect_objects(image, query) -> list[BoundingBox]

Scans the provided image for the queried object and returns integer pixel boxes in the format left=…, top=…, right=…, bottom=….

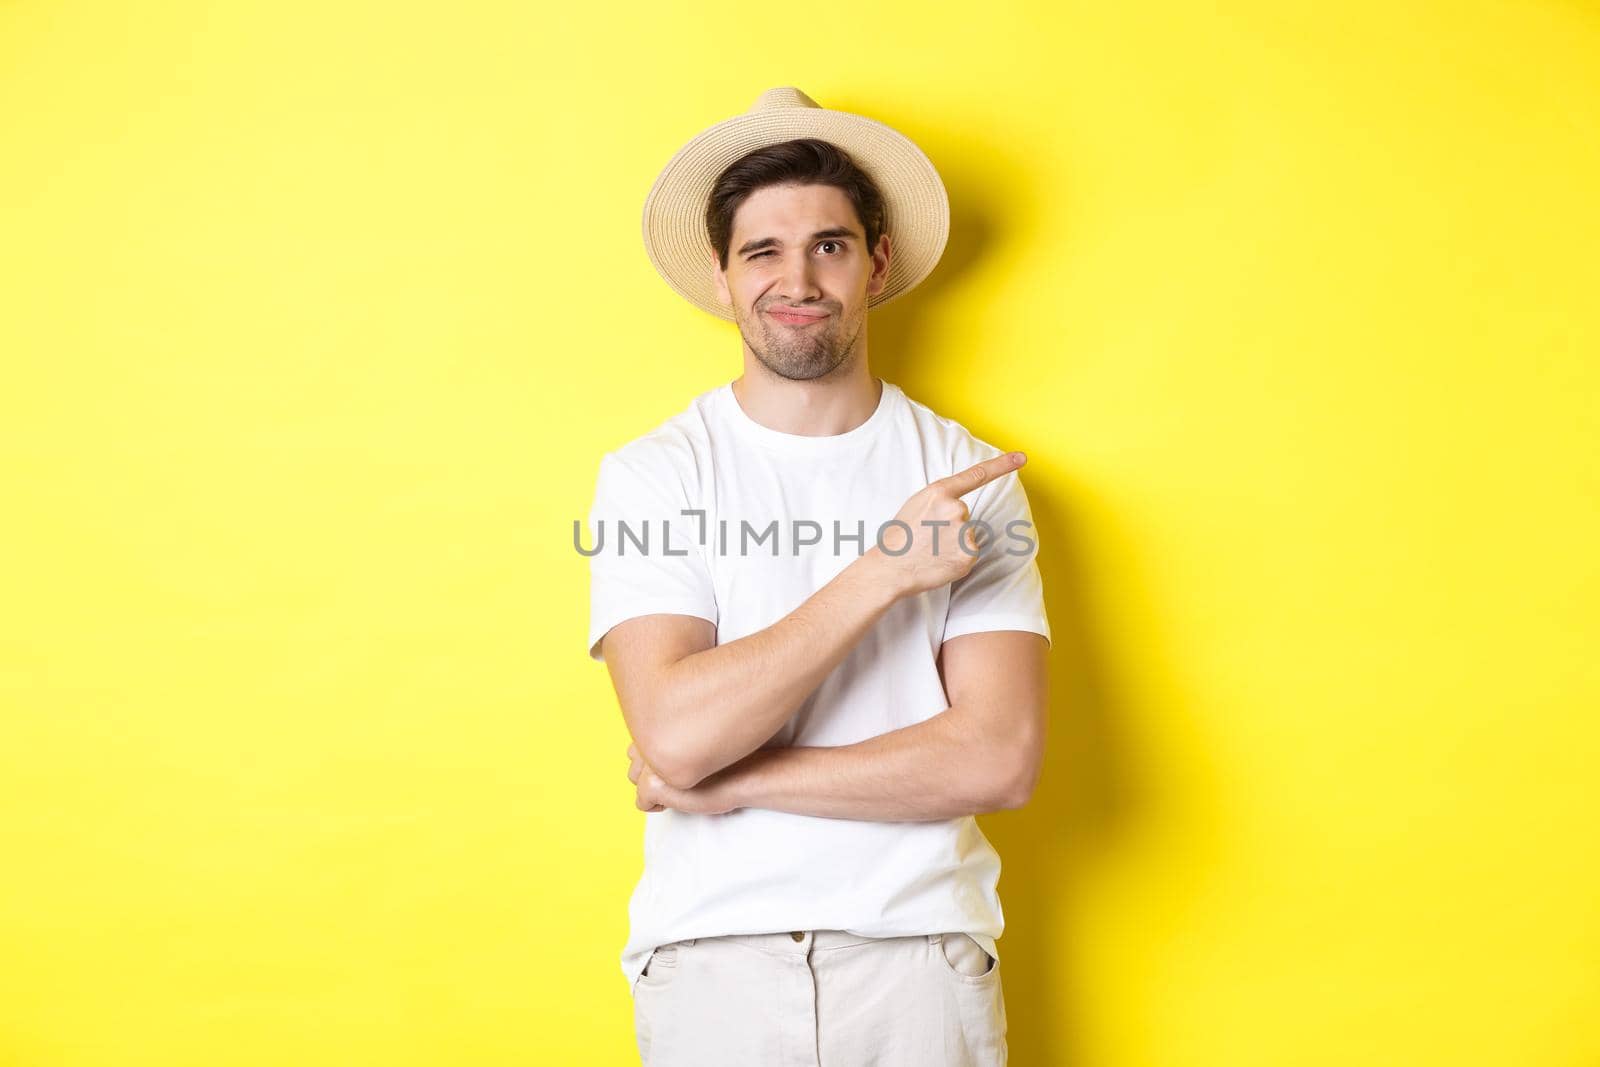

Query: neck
left=731, top=359, right=882, bottom=438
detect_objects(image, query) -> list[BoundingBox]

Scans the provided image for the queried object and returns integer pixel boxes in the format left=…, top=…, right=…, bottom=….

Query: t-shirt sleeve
left=584, top=449, right=719, bottom=663
left=942, top=461, right=1052, bottom=648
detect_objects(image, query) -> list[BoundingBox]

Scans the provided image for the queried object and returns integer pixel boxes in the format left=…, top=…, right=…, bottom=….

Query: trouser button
left=790, top=931, right=804, bottom=941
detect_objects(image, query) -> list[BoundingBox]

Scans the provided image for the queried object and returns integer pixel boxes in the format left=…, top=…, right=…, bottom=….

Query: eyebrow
left=736, top=227, right=859, bottom=257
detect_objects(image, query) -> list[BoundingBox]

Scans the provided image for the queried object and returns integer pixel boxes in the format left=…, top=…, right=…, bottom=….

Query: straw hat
left=641, top=87, right=950, bottom=321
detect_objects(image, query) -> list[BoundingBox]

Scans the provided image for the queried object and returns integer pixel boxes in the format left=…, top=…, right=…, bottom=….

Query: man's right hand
left=867, top=451, right=1027, bottom=599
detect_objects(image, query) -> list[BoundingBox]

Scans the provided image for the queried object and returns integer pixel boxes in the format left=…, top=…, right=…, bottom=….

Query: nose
left=776, top=248, right=823, bottom=304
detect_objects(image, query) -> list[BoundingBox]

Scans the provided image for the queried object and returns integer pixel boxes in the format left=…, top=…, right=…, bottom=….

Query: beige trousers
left=633, top=929, right=1007, bottom=1066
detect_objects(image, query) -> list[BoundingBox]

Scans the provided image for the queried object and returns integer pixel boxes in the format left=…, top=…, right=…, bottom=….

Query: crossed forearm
left=691, top=703, right=1019, bottom=822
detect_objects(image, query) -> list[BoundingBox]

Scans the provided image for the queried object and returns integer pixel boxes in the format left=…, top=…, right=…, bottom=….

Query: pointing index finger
left=930, top=451, right=1027, bottom=498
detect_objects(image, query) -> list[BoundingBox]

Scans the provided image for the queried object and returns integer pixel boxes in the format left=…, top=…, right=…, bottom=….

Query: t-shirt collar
left=718, top=376, right=900, bottom=455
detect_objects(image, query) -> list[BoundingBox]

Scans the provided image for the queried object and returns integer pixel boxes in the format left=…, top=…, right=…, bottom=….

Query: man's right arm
left=603, top=546, right=903, bottom=790
left=601, top=451, right=1028, bottom=791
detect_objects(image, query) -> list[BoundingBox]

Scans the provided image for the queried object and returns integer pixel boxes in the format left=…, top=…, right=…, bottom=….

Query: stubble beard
left=736, top=302, right=865, bottom=382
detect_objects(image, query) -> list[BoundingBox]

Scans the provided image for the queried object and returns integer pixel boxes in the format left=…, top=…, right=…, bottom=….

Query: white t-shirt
left=584, top=376, right=1052, bottom=996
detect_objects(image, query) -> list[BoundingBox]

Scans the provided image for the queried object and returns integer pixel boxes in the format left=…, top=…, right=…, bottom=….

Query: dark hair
left=705, top=138, right=887, bottom=271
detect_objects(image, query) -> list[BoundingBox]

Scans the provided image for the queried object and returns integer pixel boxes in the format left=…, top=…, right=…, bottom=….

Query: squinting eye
left=748, top=243, right=841, bottom=260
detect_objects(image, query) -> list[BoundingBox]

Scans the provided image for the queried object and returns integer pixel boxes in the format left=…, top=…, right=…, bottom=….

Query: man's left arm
left=634, top=629, right=1049, bottom=821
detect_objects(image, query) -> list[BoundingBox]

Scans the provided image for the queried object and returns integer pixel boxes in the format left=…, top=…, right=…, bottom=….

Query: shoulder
left=894, top=384, right=1011, bottom=472
left=595, top=386, right=718, bottom=495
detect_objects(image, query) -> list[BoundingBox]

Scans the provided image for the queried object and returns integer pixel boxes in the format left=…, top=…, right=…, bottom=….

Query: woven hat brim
left=641, top=106, right=950, bottom=321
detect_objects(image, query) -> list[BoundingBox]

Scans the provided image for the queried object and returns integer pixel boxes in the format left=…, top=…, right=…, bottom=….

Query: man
left=585, top=87, right=1050, bottom=1066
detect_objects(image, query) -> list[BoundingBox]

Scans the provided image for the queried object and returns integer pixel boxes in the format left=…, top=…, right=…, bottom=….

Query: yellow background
left=3, top=1, right=1597, bottom=1064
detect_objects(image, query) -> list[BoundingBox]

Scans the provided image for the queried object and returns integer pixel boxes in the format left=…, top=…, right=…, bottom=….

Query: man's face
left=712, top=183, right=892, bottom=382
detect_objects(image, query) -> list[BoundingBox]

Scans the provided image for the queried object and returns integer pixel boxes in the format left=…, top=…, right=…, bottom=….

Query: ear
left=710, top=246, right=731, bottom=306
left=865, top=232, right=892, bottom=297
